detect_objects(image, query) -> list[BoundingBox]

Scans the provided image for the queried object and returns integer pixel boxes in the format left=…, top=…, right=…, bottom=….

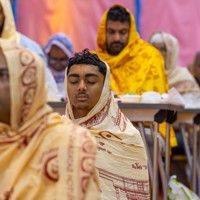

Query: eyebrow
left=68, top=73, right=99, bottom=78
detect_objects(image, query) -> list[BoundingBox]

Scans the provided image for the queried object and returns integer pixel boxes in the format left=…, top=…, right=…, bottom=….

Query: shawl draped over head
left=95, top=5, right=176, bottom=148
left=44, top=33, right=74, bottom=59
left=44, top=33, right=74, bottom=96
left=65, top=62, right=150, bottom=200
left=0, top=0, right=19, bottom=41
left=149, top=32, right=200, bottom=95
left=95, top=5, right=168, bottom=95
left=0, top=40, right=99, bottom=200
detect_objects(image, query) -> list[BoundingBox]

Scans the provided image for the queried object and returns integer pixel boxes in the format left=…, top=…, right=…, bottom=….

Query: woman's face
left=48, top=45, right=69, bottom=72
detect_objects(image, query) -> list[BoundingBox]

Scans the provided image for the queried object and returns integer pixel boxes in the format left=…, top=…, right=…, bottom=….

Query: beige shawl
left=65, top=63, right=150, bottom=200
left=0, top=41, right=99, bottom=200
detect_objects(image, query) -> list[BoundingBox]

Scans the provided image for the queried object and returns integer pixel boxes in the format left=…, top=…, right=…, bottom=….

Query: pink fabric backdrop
left=140, top=0, right=200, bottom=66
left=17, top=0, right=200, bottom=66
left=17, top=0, right=134, bottom=51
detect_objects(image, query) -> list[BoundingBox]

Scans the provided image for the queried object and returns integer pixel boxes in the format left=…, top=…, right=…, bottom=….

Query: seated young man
left=65, top=49, right=150, bottom=200
left=0, top=41, right=99, bottom=200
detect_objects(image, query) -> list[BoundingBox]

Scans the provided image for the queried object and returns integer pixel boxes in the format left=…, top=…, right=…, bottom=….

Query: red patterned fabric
left=0, top=41, right=99, bottom=200
left=65, top=63, right=150, bottom=200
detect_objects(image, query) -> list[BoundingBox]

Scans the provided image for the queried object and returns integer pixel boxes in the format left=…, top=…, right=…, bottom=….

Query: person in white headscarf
left=65, top=49, right=150, bottom=200
left=44, top=33, right=74, bottom=99
left=149, top=32, right=200, bottom=106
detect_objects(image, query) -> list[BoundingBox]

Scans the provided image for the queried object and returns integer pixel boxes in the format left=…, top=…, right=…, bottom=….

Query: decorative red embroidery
left=20, top=50, right=34, bottom=66
left=41, top=148, right=59, bottom=182
left=98, top=131, right=122, bottom=141
left=0, top=188, right=13, bottom=200
left=81, top=156, right=95, bottom=173
left=19, top=49, right=37, bottom=124
left=65, top=133, right=75, bottom=198
left=81, top=176, right=91, bottom=194
left=80, top=129, right=96, bottom=194
left=82, top=132, right=96, bottom=155
left=97, top=168, right=150, bottom=200
left=21, top=67, right=36, bottom=86
left=80, top=96, right=112, bottom=128
left=112, top=108, right=127, bottom=132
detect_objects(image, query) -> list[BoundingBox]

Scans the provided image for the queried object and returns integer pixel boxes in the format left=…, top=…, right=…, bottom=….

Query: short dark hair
left=107, top=5, right=130, bottom=24
left=67, top=49, right=107, bottom=77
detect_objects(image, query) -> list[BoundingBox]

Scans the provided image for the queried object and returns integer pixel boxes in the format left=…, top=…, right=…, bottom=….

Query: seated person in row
left=44, top=33, right=74, bottom=99
left=94, top=5, right=177, bottom=148
left=94, top=5, right=168, bottom=95
left=0, top=41, right=99, bottom=200
left=149, top=32, right=200, bottom=100
left=65, top=49, right=150, bottom=200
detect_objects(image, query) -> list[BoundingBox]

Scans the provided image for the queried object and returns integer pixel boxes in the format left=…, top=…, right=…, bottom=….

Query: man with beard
left=95, top=5, right=168, bottom=95
left=95, top=5, right=178, bottom=162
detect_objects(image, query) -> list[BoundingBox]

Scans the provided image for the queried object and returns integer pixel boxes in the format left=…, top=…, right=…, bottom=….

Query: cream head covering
left=95, top=5, right=168, bottom=95
left=149, top=32, right=200, bottom=94
left=65, top=60, right=150, bottom=199
left=0, top=41, right=99, bottom=200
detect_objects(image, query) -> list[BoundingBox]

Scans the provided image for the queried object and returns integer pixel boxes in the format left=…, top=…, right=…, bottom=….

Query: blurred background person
left=149, top=32, right=200, bottom=106
left=44, top=33, right=74, bottom=100
left=94, top=5, right=178, bottom=149
left=94, top=5, right=168, bottom=95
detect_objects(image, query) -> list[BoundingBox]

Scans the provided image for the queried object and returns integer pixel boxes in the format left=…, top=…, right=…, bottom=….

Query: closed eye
left=69, top=80, right=78, bottom=84
left=86, top=77, right=98, bottom=84
left=68, top=77, right=79, bottom=84
left=119, top=30, right=128, bottom=35
left=86, top=80, right=96, bottom=84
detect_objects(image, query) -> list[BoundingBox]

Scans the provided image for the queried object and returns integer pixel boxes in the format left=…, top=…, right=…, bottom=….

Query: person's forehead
left=153, top=42, right=165, bottom=46
left=106, top=20, right=130, bottom=29
left=49, top=45, right=66, bottom=56
left=68, top=64, right=100, bottom=75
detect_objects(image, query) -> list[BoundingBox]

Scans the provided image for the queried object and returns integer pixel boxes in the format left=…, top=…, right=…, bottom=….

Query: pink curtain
left=17, top=0, right=134, bottom=51
left=17, top=0, right=200, bottom=65
left=140, top=0, right=200, bottom=66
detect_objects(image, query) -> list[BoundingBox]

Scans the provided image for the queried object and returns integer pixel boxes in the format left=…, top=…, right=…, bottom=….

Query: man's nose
left=78, top=80, right=87, bottom=91
left=113, top=33, right=121, bottom=41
